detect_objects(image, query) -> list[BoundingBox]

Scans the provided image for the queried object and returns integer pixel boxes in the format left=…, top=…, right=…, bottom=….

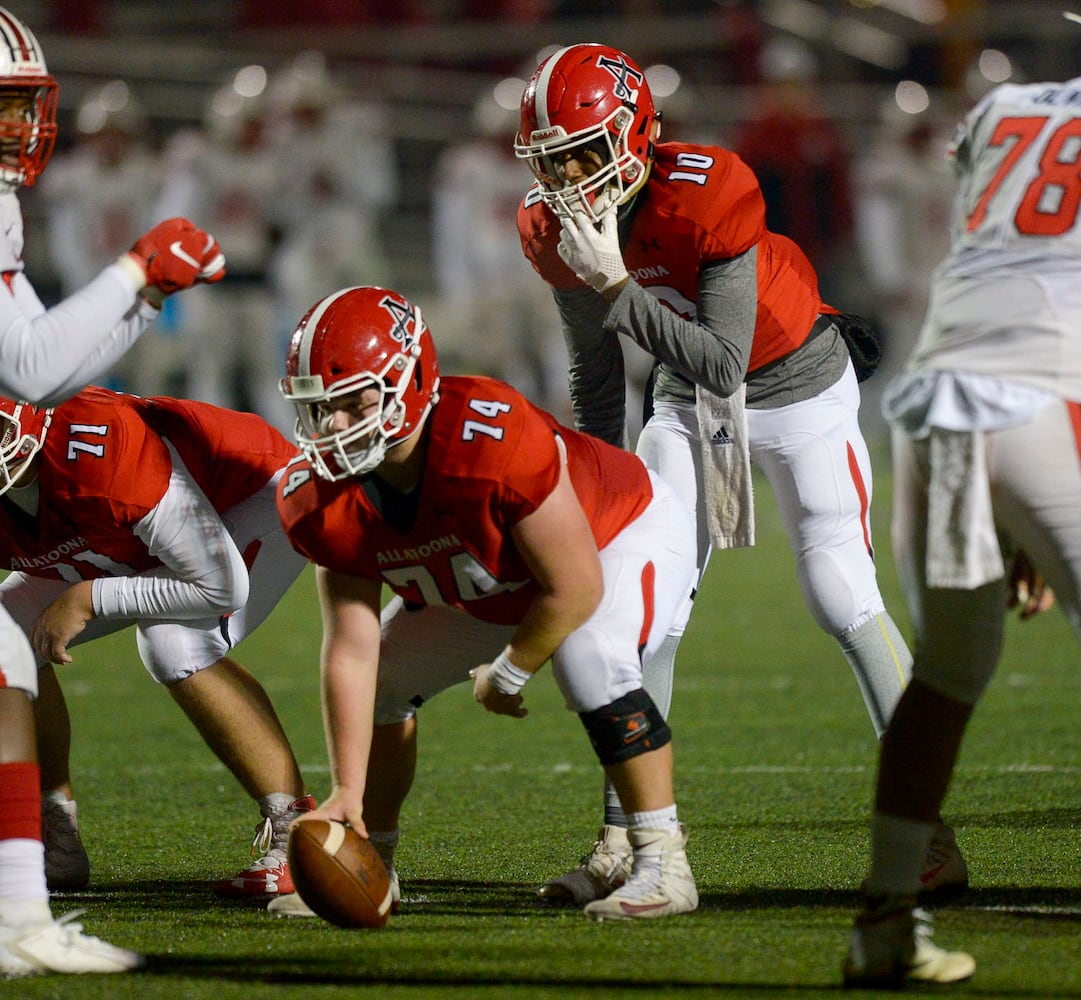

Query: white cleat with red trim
left=583, top=824, right=698, bottom=921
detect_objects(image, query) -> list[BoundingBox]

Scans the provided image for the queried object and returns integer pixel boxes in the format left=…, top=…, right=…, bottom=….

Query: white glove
left=557, top=210, right=628, bottom=294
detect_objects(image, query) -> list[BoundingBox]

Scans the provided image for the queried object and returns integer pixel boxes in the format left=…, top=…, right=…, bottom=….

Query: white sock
left=628, top=805, right=679, bottom=836
left=0, top=839, right=48, bottom=905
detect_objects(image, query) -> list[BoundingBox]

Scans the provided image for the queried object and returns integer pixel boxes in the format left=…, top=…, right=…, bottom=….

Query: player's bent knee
left=578, top=688, right=671, bottom=765
left=797, top=546, right=881, bottom=633
left=0, top=639, right=38, bottom=696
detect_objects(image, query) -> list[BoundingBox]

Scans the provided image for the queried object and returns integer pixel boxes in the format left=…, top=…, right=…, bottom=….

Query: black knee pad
left=578, top=688, right=671, bottom=766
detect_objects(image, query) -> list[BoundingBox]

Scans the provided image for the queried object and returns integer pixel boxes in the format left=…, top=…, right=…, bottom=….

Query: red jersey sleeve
left=517, top=185, right=583, bottom=291
left=132, top=394, right=298, bottom=512
left=0, top=389, right=179, bottom=581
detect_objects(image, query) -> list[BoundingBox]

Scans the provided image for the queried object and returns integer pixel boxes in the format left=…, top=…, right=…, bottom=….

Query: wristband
left=115, top=252, right=148, bottom=291
left=486, top=651, right=533, bottom=695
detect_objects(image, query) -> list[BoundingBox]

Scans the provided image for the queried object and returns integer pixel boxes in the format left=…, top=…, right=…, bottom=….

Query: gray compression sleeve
left=603, top=248, right=758, bottom=399
left=553, top=285, right=628, bottom=446
left=553, top=249, right=758, bottom=444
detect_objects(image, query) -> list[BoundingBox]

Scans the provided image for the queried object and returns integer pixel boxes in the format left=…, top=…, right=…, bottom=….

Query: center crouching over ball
left=286, top=820, right=394, bottom=929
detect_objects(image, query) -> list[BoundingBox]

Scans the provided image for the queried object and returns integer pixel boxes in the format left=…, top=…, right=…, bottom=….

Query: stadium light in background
left=233, top=64, right=268, bottom=99
left=962, top=47, right=1016, bottom=100
left=645, top=64, right=681, bottom=100
left=894, top=79, right=930, bottom=114
left=492, top=77, right=525, bottom=112
left=76, top=79, right=141, bottom=135
left=977, top=49, right=1012, bottom=83
left=211, top=64, right=268, bottom=120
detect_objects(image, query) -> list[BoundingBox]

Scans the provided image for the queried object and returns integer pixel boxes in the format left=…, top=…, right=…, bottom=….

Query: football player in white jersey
left=0, top=6, right=225, bottom=976
left=842, top=71, right=1081, bottom=988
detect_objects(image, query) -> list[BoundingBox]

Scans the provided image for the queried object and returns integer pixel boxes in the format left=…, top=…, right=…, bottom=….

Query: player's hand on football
left=470, top=663, right=529, bottom=719
left=1007, top=550, right=1055, bottom=620
left=30, top=581, right=96, bottom=664
left=299, top=786, right=367, bottom=838
left=124, top=217, right=227, bottom=299
left=556, top=208, right=629, bottom=299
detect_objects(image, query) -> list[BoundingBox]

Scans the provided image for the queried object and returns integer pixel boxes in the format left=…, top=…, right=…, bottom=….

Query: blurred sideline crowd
left=19, top=32, right=962, bottom=444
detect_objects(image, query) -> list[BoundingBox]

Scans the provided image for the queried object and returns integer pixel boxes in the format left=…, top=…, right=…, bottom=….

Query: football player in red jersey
left=0, top=5, right=226, bottom=975
left=0, top=387, right=317, bottom=907
left=514, top=43, right=966, bottom=905
left=270, top=285, right=698, bottom=922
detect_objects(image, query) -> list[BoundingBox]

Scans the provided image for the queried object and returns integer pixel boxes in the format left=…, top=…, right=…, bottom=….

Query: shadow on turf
left=52, top=880, right=1081, bottom=992
left=139, top=954, right=845, bottom=991
left=57, top=877, right=578, bottom=918
left=60, top=878, right=1081, bottom=918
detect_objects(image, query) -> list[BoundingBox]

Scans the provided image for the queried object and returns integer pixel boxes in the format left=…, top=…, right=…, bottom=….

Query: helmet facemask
left=516, top=105, right=645, bottom=224
left=0, top=82, right=58, bottom=189
left=0, top=401, right=51, bottom=495
left=287, top=347, right=424, bottom=481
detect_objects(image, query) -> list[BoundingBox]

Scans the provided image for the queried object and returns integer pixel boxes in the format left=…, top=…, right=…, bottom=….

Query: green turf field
left=11, top=450, right=1080, bottom=998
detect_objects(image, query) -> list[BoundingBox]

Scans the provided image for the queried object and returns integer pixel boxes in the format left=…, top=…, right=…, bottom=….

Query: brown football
left=286, top=819, right=393, bottom=928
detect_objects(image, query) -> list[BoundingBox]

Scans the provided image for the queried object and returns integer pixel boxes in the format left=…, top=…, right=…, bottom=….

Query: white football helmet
left=0, top=396, right=51, bottom=495
left=0, top=7, right=58, bottom=189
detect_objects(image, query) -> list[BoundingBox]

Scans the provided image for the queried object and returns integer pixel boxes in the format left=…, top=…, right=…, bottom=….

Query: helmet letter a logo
left=380, top=295, right=414, bottom=346
left=597, top=54, right=643, bottom=106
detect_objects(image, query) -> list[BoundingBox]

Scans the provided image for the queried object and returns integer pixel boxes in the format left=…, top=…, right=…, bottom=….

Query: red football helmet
left=515, top=43, right=657, bottom=222
left=0, top=7, right=58, bottom=189
left=280, top=286, right=441, bottom=480
left=0, top=396, right=51, bottom=495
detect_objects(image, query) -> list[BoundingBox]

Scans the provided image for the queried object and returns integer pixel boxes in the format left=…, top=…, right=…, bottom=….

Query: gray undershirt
left=553, top=247, right=848, bottom=447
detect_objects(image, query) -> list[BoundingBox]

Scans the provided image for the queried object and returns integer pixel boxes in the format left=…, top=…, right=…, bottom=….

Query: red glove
left=127, top=217, right=226, bottom=295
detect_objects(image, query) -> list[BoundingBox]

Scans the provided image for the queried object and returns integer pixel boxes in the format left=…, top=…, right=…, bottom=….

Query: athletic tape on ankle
left=486, top=652, right=532, bottom=695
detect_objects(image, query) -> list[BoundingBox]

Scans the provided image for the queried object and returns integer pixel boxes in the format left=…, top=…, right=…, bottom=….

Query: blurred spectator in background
left=39, top=80, right=174, bottom=396
left=732, top=37, right=860, bottom=308
left=155, top=66, right=290, bottom=431
left=430, top=84, right=570, bottom=419
left=853, top=100, right=957, bottom=440
left=263, top=51, right=398, bottom=378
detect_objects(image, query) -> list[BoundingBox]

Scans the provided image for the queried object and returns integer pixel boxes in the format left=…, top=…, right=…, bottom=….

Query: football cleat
left=862, top=822, right=970, bottom=902
left=919, top=824, right=969, bottom=898
left=0, top=905, right=142, bottom=976
left=843, top=894, right=975, bottom=988
left=582, top=825, right=698, bottom=921
left=42, top=793, right=91, bottom=892
left=214, top=794, right=316, bottom=899
left=265, top=891, right=315, bottom=918
left=537, top=825, right=632, bottom=906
